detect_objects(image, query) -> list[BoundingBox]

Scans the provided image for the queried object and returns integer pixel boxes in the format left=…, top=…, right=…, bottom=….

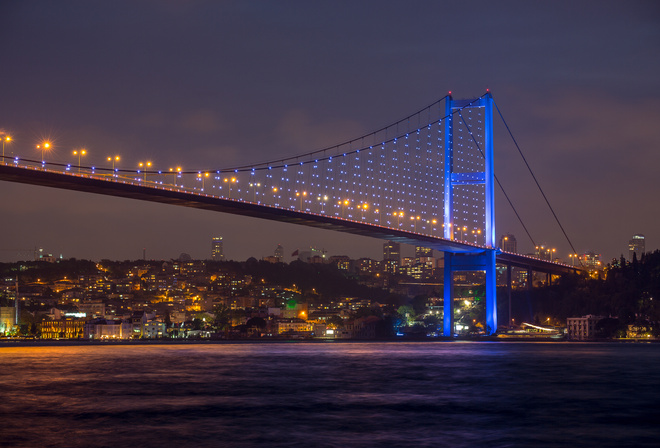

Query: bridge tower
left=443, top=92, right=497, bottom=336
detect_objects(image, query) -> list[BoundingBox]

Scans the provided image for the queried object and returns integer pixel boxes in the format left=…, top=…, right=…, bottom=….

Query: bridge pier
left=443, top=253, right=454, bottom=336
left=507, top=264, right=512, bottom=328
left=442, top=249, right=498, bottom=336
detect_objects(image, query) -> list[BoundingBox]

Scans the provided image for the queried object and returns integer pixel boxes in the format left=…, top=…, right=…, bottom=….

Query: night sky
left=1, top=1, right=658, bottom=263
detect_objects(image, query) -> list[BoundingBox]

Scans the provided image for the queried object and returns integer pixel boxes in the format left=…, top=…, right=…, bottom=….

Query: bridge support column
left=443, top=253, right=454, bottom=336
left=485, top=250, right=497, bottom=334
left=443, top=250, right=498, bottom=336
left=442, top=92, right=498, bottom=336
left=507, top=264, right=512, bottom=328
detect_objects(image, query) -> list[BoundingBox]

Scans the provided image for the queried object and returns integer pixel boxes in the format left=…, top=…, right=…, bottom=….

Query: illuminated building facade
left=355, top=258, right=376, bottom=275
left=383, top=241, right=400, bottom=274
left=629, top=234, right=645, bottom=261
left=84, top=318, right=133, bottom=339
left=0, top=307, right=16, bottom=334
left=329, top=255, right=350, bottom=271
left=415, top=246, right=434, bottom=264
left=211, top=237, right=224, bottom=260
left=39, top=317, right=86, bottom=339
left=567, top=315, right=602, bottom=340
left=579, top=251, right=602, bottom=270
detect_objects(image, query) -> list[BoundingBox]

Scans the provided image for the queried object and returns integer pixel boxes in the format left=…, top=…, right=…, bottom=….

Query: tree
left=326, top=315, right=345, bottom=329
left=213, top=304, right=232, bottom=331
left=397, top=305, right=415, bottom=327
left=411, top=295, right=429, bottom=315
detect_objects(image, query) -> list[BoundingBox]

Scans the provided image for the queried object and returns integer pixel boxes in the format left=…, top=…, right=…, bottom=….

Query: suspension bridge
left=0, top=91, right=583, bottom=336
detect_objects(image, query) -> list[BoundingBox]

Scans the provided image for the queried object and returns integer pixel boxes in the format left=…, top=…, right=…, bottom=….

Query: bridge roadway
left=0, top=164, right=582, bottom=275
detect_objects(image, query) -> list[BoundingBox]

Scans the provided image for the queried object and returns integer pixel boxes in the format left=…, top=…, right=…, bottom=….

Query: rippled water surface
left=1, top=342, right=659, bottom=447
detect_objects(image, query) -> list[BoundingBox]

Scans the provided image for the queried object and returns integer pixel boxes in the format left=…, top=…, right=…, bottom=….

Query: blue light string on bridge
left=15, top=93, right=493, bottom=242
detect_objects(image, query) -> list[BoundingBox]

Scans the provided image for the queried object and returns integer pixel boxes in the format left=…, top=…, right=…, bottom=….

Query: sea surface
left=0, top=341, right=659, bottom=447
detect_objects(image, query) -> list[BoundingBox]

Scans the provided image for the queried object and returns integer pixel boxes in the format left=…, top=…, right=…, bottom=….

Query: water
left=1, top=342, right=658, bottom=447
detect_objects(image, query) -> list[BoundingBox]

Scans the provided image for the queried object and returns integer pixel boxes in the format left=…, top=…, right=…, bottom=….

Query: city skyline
left=1, top=1, right=658, bottom=263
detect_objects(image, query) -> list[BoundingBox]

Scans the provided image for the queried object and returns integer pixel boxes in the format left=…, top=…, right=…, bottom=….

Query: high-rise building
left=499, top=234, right=517, bottom=253
left=415, top=246, right=434, bottom=264
left=383, top=241, right=401, bottom=274
left=274, top=244, right=284, bottom=262
left=211, top=237, right=224, bottom=260
left=629, top=234, right=645, bottom=261
left=579, top=251, right=602, bottom=269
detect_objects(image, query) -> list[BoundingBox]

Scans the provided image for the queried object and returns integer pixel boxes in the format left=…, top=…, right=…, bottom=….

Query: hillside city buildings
left=0, top=233, right=651, bottom=341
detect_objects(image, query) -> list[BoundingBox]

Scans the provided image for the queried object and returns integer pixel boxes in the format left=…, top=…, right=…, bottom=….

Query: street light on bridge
left=169, top=167, right=183, bottom=186
left=138, top=161, right=152, bottom=182
left=37, top=141, right=51, bottom=168
left=393, top=210, right=404, bottom=227
left=107, top=156, right=120, bottom=177
left=410, top=215, right=421, bottom=232
left=197, top=172, right=210, bottom=191
left=2, top=134, right=12, bottom=164
left=72, top=149, right=86, bottom=174
left=429, top=218, right=438, bottom=236
left=223, top=177, right=237, bottom=198
left=249, top=182, right=261, bottom=202
left=295, top=191, right=308, bottom=210
left=338, top=199, right=350, bottom=218
left=317, top=195, right=328, bottom=214
left=356, top=202, right=368, bottom=220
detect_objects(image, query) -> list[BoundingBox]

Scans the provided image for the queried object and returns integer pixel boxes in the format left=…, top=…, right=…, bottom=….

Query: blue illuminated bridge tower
left=443, top=93, right=496, bottom=336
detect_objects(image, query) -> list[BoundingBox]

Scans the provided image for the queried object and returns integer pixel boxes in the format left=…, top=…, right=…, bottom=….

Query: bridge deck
left=0, top=164, right=583, bottom=275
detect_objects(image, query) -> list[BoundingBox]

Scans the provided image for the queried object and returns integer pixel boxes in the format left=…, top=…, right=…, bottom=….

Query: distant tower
left=629, top=234, right=645, bottom=260
left=499, top=234, right=517, bottom=253
left=211, top=237, right=224, bottom=260
left=274, top=244, right=284, bottom=262
left=383, top=241, right=401, bottom=274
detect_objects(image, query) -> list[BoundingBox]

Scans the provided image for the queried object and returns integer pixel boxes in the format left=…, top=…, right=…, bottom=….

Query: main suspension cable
left=456, top=111, right=537, bottom=249
left=492, top=100, right=582, bottom=265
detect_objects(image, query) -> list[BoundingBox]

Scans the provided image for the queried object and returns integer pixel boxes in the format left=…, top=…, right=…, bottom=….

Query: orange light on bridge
left=2, top=134, right=12, bottom=162
left=72, top=149, right=86, bottom=174
left=37, top=141, right=52, bottom=165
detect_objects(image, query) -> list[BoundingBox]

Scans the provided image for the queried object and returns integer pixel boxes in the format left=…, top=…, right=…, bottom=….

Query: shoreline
left=1, top=337, right=658, bottom=347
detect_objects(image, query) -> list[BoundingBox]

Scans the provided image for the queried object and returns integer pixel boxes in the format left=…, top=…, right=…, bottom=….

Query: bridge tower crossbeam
left=443, top=93, right=497, bottom=336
